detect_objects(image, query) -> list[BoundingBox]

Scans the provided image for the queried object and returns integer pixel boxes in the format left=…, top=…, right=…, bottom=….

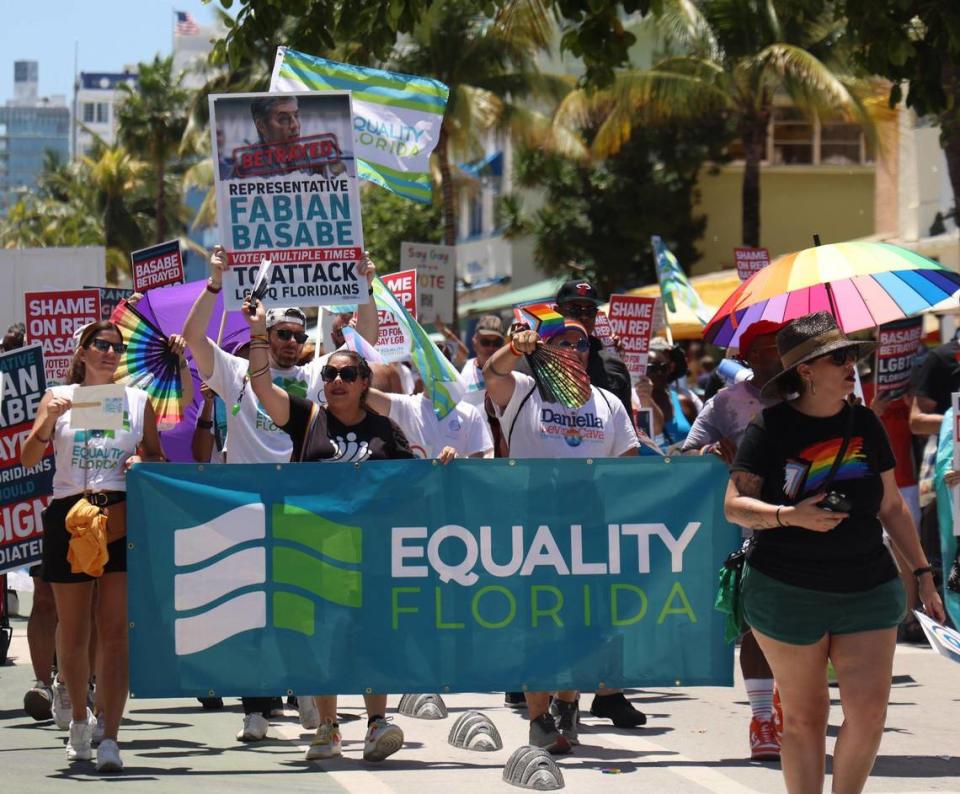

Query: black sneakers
left=948, top=558, right=960, bottom=594
left=590, top=692, right=647, bottom=727
left=529, top=713, right=572, bottom=755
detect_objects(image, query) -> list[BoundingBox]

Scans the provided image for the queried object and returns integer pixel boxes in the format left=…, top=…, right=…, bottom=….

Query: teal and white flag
left=271, top=47, right=449, bottom=204
left=651, top=235, right=712, bottom=326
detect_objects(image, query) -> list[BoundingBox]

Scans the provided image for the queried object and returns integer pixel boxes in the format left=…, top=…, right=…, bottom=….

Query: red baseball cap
left=737, top=320, right=783, bottom=356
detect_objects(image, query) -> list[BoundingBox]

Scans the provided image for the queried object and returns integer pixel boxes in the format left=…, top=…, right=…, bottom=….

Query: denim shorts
left=741, top=562, right=906, bottom=646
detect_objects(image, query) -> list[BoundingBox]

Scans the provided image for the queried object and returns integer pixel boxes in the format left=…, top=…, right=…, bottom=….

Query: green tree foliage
left=843, top=1, right=960, bottom=219
left=359, top=185, right=442, bottom=274
left=504, top=114, right=732, bottom=295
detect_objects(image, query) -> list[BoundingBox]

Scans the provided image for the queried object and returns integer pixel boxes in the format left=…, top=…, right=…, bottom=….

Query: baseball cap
left=265, top=307, right=307, bottom=330
left=556, top=279, right=602, bottom=306
left=474, top=315, right=504, bottom=339
left=738, top=320, right=784, bottom=356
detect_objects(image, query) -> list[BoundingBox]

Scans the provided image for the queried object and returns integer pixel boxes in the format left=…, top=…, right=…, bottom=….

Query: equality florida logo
left=172, top=500, right=361, bottom=656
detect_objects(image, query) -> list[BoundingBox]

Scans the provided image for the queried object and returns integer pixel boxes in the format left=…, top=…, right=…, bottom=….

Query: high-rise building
left=0, top=60, right=70, bottom=215
left=73, top=70, right=138, bottom=158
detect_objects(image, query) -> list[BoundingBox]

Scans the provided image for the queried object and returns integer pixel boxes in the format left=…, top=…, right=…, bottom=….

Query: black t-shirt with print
left=912, top=340, right=960, bottom=413
left=732, top=402, right=898, bottom=593
left=281, top=394, right=414, bottom=462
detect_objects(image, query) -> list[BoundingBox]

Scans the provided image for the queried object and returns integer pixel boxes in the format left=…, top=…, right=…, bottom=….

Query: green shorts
left=741, top=563, right=906, bottom=646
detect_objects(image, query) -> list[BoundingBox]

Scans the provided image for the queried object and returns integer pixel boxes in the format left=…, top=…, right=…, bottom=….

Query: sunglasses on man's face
left=646, top=362, right=668, bottom=375
left=552, top=338, right=590, bottom=353
left=321, top=364, right=360, bottom=383
left=559, top=303, right=598, bottom=319
left=476, top=337, right=503, bottom=349
left=89, top=338, right=127, bottom=355
left=273, top=328, right=308, bottom=344
left=817, top=347, right=858, bottom=367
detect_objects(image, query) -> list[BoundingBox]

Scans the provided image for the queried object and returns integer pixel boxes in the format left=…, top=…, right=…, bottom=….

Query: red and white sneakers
left=749, top=716, right=781, bottom=761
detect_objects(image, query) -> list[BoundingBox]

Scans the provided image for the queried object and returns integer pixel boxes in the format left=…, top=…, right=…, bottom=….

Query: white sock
left=744, top=678, right=774, bottom=720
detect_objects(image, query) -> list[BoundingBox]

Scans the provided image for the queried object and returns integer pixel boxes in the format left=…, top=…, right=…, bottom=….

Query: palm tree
left=116, top=55, right=190, bottom=243
left=391, top=0, right=581, bottom=248
left=556, top=0, right=871, bottom=248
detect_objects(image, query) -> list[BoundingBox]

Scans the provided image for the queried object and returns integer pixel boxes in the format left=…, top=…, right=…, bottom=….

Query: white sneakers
left=96, top=739, right=123, bottom=773
left=305, top=722, right=342, bottom=760
left=363, top=717, right=404, bottom=762
left=236, top=712, right=269, bottom=742
left=52, top=679, right=72, bottom=731
left=298, top=695, right=320, bottom=730
left=66, top=708, right=97, bottom=761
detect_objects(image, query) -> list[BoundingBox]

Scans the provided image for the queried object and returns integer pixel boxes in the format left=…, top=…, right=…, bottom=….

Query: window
left=96, top=103, right=109, bottom=124
left=771, top=106, right=814, bottom=165
left=820, top=122, right=863, bottom=165
left=468, top=194, right=483, bottom=237
left=82, top=103, right=95, bottom=123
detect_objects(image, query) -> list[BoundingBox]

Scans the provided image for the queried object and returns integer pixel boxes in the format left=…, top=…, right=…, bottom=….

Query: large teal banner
left=127, top=457, right=738, bottom=698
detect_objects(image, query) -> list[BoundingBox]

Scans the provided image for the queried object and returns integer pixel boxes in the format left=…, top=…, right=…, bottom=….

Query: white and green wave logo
left=173, top=501, right=362, bottom=655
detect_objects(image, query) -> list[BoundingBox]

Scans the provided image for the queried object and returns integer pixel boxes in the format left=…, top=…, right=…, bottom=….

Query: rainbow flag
left=514, top=302, right=565, bottom=338
left=372, top=276, right=463, bottom=419
left=271, top=47, right=449, bottom=204
left=652, top=235, right=712, bottom=325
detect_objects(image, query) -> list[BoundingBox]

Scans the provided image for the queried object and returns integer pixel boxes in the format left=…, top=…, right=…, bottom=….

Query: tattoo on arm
left=726, top=471, right=778, bottom=530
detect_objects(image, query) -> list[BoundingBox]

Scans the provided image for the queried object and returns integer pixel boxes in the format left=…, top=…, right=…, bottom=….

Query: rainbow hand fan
left=113, top=301, right=188, bottom=430
left=526, top=342, right=592, bottom=408
left=514, top=302, right=565, bottom=338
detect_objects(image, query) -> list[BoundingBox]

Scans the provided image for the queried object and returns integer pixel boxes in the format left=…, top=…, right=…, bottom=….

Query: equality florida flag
left=651, top=235, right=712, bottom=326
left=271, top=47, right=449, bottom=204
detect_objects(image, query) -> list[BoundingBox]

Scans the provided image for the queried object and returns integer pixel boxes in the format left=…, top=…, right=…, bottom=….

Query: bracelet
left=250, top=333, right=269, bottom=343
left=487, top=361, right=512, bottom=378
left=508, top=339, right=523, bottom=357
left=205, top=280, right=222, bottom=294
left=913, top=565, right=935, bottom=579
left=775, top=506, right=785, bottom=527
left=196, top=418, right=213, bottom=430
left=248, top=364, right=271, bottom=379
left=368, top=286, right=374, bottom=295
left=34, top=432, right=52, bottom=445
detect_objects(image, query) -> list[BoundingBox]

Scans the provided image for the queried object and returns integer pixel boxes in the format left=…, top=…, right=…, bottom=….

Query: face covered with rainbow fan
left=545, top=320, right=590, bottom=372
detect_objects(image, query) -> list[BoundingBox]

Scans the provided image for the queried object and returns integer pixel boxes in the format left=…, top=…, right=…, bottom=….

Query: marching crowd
left=9, top=247, right=954, bottom=794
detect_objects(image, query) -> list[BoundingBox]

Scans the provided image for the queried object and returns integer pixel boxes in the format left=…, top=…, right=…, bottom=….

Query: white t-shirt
left=458, top=357, right=487, bottom=408
left=50, top=384, right=148, bottom=498
left=385, top=393, right=493, bottom=459
left=497, top=372, right=639, bottom=458
left=205, top=345, right=325, bottom=464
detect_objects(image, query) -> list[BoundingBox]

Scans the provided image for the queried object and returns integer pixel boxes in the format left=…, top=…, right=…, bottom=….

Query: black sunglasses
left=273, top=328, right=308, bottom=344
left=89, top=338, right=127, bottom=355
left=646, top=362, right=668, bottom=374
left=559, top=303, right=598, bottom=319
left=816, top=347, right=858, bottom=366
left=321, top=364, right=360, bottom=383
left=476, top=337, right=503, bottom=349
left=552, top=338, right=590, bottom=353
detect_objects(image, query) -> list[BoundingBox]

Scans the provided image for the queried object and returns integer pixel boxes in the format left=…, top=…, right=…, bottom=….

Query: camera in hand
left=818, top=491, right=852, bottom=513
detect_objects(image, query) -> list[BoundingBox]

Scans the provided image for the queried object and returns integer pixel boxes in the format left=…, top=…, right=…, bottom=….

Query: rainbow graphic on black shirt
left=797, top=436, right=868, bottom=493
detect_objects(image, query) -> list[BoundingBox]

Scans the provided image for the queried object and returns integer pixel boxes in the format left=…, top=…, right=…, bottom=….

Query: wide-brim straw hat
left=760, top=311, right=875, bottom=399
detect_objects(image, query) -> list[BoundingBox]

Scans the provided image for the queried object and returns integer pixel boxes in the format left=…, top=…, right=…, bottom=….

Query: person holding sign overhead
left=21, top=321, right=164, bottom=773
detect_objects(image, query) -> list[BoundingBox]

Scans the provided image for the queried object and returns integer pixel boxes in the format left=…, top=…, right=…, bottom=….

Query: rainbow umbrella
left=705, top=241, right=960, bottom=348
left=113, top=301, right=189, bottom=430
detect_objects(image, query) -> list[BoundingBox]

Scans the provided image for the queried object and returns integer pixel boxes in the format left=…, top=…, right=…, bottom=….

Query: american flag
left=174, top=10, right=200, bottom=36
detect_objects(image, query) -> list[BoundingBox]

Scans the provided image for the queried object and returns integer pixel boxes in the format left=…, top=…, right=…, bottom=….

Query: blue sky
left=0, top=0, right=228, bottom=104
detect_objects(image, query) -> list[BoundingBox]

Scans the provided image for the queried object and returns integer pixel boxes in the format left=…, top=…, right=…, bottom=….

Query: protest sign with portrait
left=210, top=91, right=367, bottom=310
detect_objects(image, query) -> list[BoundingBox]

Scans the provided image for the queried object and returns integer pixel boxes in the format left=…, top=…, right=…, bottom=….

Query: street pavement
left=2, top=593, right=959, bottom=793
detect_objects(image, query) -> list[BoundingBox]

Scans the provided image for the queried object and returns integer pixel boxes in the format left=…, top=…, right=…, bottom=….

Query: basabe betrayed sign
left=607, top=295, right=658, bottom=381
left=127, top=457, right=736, bottom=696
left=210, top=91, right=367, bottom=310
left=25, top=289, right=101, bottom=386
left=876, top=317, right=922, bottom=396
left=130, top=240, right=185, bottom=292
left=0, top=345, right=53, bottom=573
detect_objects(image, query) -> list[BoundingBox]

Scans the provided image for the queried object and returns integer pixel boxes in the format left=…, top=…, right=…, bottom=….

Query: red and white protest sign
left=24, top=289, right=101, bottom=386
left=593, top=309, right=616, bottom=349
left=607, top=295, right=658, bottom=381
left=734, top=247, right=770, bottom=282
left=875, top=317, right=923, bottom=396
left=130, top=240, right=185, bottom=292
left=377, top=269, right=417, bottom=361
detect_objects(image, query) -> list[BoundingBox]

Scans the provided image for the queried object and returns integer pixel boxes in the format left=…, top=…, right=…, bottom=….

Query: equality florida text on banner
left=271, top=47, right=448, bottom=204
left=210, top=90, right=368, bottom=310
left=0, top=344, right=53, bottom=573
left=126, top=456, right=738, bottom=697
